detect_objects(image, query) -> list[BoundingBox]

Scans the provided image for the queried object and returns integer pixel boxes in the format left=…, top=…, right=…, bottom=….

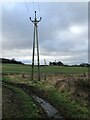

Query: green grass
left=28, top=81, right=89, bottom=118
left=1, top=63, right=88, bottom=74
left=45, top=88, right=88, bottom=118
left=3, top=83, right=42, bottom=118
left=1, top=63, right=89, bottom=119
left=2, top=75, right=89, bottom=119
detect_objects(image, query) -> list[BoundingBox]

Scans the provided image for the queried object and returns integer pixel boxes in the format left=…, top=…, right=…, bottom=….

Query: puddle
left=32, top=95, right=63, bottom=119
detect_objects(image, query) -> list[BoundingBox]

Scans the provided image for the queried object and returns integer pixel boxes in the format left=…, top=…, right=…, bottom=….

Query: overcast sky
left=1, top=2, right=88, bottom=65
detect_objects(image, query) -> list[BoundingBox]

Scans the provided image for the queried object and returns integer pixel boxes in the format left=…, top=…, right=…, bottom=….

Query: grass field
left=1, top=63, right=89, bottom=119
left=1, top=63, right=88, bottom=74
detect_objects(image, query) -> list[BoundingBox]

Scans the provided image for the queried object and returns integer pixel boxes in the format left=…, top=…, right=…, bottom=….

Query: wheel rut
left=3, top=81, right=64, bottom=119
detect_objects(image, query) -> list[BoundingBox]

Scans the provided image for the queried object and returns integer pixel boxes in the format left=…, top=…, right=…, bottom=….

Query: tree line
left=0, top=58, right=23, bottom=64
left=49, top=60, right=90, bottom=67
left=0, top=58, right=89, bottom=67
left=49, top=61, right=64, bottom=66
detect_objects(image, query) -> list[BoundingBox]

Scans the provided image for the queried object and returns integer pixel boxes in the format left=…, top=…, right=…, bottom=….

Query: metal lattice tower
left=30, top=11, right=42, bottom=81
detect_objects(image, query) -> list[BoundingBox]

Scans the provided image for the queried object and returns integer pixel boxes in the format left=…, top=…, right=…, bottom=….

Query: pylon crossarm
left=37, top=17, right=42, bottom=22
left=30, top=17, right=34, bottom=23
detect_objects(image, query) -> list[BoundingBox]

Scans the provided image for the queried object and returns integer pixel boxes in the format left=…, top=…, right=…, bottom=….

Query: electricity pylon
left=30, top=11, right=42, bottom=81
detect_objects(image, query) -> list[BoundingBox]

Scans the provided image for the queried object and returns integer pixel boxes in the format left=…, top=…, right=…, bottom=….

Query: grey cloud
left=2, top=2, right=88, bottom=64
left=2, top=4, right=33, bottom=50
left=39, top=3, right=88, bottom=55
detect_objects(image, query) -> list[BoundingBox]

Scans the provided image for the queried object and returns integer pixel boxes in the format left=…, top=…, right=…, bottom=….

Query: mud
left=2, top=86, right=23, bottom=118
left=2, top=81, right=64, bottom=119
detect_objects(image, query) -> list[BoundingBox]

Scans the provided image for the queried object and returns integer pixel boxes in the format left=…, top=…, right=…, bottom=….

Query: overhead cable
left=24, top=0, right=30, bottom=16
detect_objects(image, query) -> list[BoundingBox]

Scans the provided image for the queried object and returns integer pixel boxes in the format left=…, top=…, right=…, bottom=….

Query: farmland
left=1, top=63, right=89, bottom=119
left=1, top=63, right=88, bottom=75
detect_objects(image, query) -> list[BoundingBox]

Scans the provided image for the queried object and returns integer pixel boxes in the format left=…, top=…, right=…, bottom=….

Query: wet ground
left=2, top=86, right=23, bottom=118
left=2, top=81, right=64, bottom=119
left=32, top=95, right=63, bottom=119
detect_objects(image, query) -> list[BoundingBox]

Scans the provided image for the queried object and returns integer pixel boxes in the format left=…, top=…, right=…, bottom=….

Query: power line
left=24, top=0, right=30, bottom=13
left=37, top=1, right=41, bottom=17
left=24, top=0, right=30, bottom=16
left=31, top=0, right=36, bottom=12
left=24, top=0, right=42, bottom=18
left=32, top=1, right=35, bottom=10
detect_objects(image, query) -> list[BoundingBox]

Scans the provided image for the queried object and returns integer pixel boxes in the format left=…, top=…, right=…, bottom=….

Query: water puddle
left=32, top=95, right=64, bottom=119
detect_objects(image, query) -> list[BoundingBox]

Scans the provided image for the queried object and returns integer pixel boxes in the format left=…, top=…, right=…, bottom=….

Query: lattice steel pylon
left=30, top=11, right=42, bottom=81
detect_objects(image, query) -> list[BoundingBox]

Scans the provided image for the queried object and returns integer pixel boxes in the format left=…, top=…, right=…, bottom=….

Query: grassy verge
left=29, top=81, right=89, bottom=119
left=3, top=83, right=42, bottom=119
left=2, top=73, right=89, bottom=119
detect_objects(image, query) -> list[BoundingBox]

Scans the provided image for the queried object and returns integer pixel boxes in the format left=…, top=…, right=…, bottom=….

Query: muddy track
left=2, top=81, right=43, bottom=98
left=2, top=81, right=64, bottom=119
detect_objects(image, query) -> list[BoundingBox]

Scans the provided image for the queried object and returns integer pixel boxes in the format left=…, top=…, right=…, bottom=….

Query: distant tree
left=80, top=63, right=89, bottom=67
left=49, top=60, right=64, bottom=66
left=11, top=58, right=16, bottom=62
left=58, top=61, right=64, bottom=66
left=49, top=62, right=53, bottom=66
left=11, top=58, right=17, bottom=64
left=53, top=62, right=57, bottom=66
left=1, top=58, right=11, bottom=63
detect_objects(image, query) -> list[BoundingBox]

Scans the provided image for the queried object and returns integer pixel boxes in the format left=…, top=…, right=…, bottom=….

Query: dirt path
left=2, top=86, right=23, bottom=118
left=2, top=81, right=64, bottom=119
left=2, top=83, right=47, bottom=119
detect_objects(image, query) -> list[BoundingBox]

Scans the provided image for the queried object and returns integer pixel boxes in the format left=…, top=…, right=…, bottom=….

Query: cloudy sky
left=1, top=1, right=88, bottom=65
